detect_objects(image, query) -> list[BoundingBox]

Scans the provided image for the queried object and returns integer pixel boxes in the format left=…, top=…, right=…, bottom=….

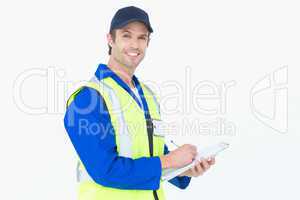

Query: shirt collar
left=94, top=63, right=151, bottom=119
left=95, top=63, right=138, bottom=82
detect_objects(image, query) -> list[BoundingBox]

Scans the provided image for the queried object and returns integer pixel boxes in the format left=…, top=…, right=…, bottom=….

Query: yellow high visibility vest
left=67, top=76, right=166, bottom=200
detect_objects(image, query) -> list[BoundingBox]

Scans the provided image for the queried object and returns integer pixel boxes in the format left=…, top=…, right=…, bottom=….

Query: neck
left=107, top=57, right=135, bottom=88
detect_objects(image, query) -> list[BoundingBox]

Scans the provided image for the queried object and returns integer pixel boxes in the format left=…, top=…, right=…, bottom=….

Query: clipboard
left=161, top=142, right=229, bottom=181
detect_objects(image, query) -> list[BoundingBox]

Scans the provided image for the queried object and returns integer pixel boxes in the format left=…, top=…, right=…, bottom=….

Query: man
left=64, top=6, right=215, bottom=200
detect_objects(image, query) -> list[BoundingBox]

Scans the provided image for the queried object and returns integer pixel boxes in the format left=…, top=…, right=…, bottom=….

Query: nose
left=129, top=38, right=139, bottom=49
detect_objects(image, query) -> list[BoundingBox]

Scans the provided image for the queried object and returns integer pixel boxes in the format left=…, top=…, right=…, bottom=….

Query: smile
left=125, top=52, right=140, bottom=57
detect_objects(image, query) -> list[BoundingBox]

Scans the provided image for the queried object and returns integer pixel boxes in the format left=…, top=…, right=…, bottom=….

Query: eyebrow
left=120, top=29, right=132, bottom=34
left=139, top=34, right=148, bottom=38
left=121, top=29, right=148, bottom=37
left=121, top=29, right=131, bottom=34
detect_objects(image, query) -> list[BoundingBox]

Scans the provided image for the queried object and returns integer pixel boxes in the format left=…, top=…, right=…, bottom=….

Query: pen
left=170, top=140, right=180, bottom=148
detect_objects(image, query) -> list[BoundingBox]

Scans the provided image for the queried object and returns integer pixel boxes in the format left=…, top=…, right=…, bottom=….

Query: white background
left=1, top=0, right=300, bottom=199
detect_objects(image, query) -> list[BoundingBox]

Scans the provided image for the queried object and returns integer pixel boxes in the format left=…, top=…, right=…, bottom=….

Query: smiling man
left=64, top=6, right=215, bottom=200
left=106, top=20, right=149, bottom=88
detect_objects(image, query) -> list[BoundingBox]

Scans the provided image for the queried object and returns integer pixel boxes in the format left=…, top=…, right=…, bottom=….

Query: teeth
left=127, top=52, right=139, bottom=56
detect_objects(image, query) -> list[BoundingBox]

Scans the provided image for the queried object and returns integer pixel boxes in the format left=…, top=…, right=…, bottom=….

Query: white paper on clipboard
left=161, top=142, right=229, bottom=181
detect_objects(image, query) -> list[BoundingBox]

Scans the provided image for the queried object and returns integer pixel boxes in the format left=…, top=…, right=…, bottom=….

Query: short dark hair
left=108, top=30, right=116, bottom=55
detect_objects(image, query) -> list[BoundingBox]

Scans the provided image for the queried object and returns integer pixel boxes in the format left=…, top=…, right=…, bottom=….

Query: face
left=107, top=21, right=150, bottom=71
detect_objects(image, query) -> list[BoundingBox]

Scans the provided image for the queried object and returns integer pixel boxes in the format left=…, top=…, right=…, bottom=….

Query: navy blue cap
left=109, top=6, right=153, bottom=33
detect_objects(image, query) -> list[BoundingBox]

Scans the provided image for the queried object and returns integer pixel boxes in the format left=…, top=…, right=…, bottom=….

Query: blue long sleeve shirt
left=63, top=64, right=191, bottom=190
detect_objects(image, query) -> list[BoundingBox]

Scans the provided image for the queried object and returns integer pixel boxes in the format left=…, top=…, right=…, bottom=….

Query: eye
left=139, top=36, right=147, bottom=41
left=123, top=34, right=131, bottom=38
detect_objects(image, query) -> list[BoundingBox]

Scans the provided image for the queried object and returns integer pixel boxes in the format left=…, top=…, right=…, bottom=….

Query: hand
left=179, top=157, right=216, bottom=177
left=160, top=144, right=197, bottom=169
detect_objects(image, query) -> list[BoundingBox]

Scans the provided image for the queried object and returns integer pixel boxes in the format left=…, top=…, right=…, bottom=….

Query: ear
left=107, top=33, right=113, bottom=47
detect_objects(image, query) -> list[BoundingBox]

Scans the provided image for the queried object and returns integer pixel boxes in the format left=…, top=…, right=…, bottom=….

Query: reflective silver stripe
left=76, top=161, right=92, bottom=182
left=142, top=84, right=160, bottom=115
left=76, top=161, right=80, bottom=182
left=90, top=76, right=132, bottom=158
left=77, top=76, right=132, bottom=183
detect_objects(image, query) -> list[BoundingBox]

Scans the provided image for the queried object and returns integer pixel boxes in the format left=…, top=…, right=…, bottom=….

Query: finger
left=194, top=162, right=204, bottom=176
left=201, top=159, right=210, bottom=171
left=208, top=157, right=215, bottom=165
left=190, top=165, right=198, bottom=176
